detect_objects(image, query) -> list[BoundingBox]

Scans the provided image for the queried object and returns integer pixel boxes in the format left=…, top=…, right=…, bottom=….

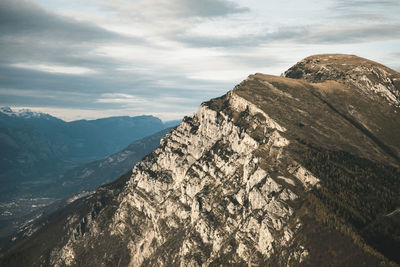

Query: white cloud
left=96, top=93, right=147, bottom=104
left=11, top=63, right=97, bottom=75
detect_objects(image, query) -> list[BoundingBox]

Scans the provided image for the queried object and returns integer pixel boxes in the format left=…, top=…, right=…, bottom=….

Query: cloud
left=176, top=25, right=308, bottom=48
left=178, top=22, right=400, bottom=48
left=0, top=0, right=399, bottom=121
left=0, top=0, right=129, bottom=42
left=11, top=63, right=97, bottom=75
left=170, top=0, right=400, bottom=48
left=170, top=0, right=249, bottom=17
left=0, top=59, right=230, bottom=121
left=0, top=0, right=144, bottom=73
left=328, top=0, right=400, bottom=22
left=303, top=24, right=400, bottom=44
left=91, top=0, right=249, bottom=42
left=333, top=0, right=399, bottom=10
left=96, top=93, right=147, bottom=104
left=102, top=0, right=248, bottom=20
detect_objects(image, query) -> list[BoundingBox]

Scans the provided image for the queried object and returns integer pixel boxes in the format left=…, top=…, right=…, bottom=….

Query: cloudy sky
left=1, top=0, right=399, bottom=121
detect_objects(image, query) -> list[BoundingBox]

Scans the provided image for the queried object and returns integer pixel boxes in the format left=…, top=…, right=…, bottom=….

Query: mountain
left=0, top=107, right=58, bottom=120
left=1, top=54, right=399, bottom=266
left=0, top=108, right=166, bottom=176
left=0, top=110, right=166, bottom=200
left=0, top=108, right=66, bottom=196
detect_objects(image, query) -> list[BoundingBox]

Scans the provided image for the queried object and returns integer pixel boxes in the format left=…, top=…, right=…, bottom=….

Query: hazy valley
left=0, top=109, right=179, bottom=250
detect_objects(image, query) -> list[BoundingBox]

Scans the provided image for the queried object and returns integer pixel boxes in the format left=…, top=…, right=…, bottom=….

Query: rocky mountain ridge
left=1, top=54, right=399, bottom=266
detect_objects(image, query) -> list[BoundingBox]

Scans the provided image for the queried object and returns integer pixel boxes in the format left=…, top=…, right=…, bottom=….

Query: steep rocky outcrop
left=1, top=54, right=399, bottom=266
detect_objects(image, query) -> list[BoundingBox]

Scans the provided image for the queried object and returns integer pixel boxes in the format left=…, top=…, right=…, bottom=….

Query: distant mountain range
left=0, top=107, right=179, bottom=248
left=0, top=107, right=177, bottom=199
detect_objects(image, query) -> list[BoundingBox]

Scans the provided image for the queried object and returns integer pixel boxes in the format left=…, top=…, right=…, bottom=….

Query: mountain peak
left=284, top=54, right=400, bottom=106
left=0, top=106, right=13, bottom=115
left=0, top=106, right=51, bottom=119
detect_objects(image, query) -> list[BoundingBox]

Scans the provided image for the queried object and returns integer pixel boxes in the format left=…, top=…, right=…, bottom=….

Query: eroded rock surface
left=48, top=90, right=315, bottom=266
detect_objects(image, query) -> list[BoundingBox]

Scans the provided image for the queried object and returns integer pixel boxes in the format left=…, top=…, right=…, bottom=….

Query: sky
left=1, top=0, right=400, bottom=121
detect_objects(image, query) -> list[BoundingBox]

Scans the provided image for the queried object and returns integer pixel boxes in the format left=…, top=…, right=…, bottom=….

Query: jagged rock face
left=49, top=93, right=312, bottom=266
left=2, top=54, right=399, bottom=267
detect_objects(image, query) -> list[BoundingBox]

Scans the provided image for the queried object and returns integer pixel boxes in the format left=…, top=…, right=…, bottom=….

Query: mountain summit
left=1, top=54, right=399, bottom=266
left=284, top=54, right=400, bottom=107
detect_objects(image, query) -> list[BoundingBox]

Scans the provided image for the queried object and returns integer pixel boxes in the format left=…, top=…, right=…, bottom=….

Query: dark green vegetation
left=295, top=141, right=400, bottom=264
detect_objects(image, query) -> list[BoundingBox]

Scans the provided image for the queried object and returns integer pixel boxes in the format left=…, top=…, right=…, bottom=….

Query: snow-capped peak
left=0, top=106, right=49, bottom=119
left=0, top=106, right=14, bottom=115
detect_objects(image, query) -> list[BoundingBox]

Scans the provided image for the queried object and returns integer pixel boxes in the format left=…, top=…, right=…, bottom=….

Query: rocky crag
left=1, top=54, right=399, bottom=266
